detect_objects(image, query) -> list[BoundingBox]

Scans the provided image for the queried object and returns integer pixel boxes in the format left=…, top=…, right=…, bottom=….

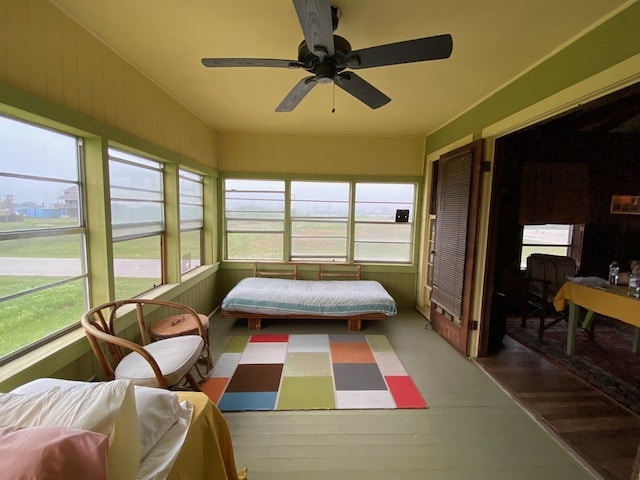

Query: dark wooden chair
left=521, top=253, right=577, bottom=340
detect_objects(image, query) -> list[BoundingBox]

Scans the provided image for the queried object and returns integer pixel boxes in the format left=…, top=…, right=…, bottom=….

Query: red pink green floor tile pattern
left=201, top=334, right=427, bottom=411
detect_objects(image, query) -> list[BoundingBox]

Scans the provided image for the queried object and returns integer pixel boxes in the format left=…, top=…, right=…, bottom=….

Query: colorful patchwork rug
left=200, top=334, right=427, bottom=411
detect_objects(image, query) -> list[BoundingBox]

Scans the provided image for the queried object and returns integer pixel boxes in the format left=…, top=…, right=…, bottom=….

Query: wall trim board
left=426, top=1, right=640, bottom=154
left=0, top=80, right=216, bottom=174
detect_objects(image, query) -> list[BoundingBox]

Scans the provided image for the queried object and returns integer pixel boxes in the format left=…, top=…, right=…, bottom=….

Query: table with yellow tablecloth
left=553, top=281, right=640, bottom=355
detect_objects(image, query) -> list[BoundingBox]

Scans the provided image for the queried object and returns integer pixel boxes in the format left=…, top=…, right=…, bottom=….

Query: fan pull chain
left=332, top=83, right=336, bottom=113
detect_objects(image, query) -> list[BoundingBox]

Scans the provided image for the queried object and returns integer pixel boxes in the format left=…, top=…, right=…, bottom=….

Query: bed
left=3, top=378, right=246, bottom=480
left=221, top=263, right=397, bottom=331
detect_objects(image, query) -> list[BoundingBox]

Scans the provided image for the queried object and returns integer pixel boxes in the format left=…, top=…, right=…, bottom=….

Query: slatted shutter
left=431, top=151, right=472, bottom=318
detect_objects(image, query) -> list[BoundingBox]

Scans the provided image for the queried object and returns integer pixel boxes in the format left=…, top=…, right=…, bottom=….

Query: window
left=223, top=178, right=417, bottom=264
left=179, top=169, right=204, bottom=273
left=109, top=148, right=164, bottom=298
left=0, top=115, right=87, bottom=362
left=354, top=183, right=415, bottom=263
left=521, top=224, right=573, bottom=268
left=290, top=181, right=350, bottom=262
left=224, top=179, right=285, bottom=260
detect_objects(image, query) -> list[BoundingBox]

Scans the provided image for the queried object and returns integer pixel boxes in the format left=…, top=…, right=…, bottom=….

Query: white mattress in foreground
left=222, top=277, right=397, bottom=317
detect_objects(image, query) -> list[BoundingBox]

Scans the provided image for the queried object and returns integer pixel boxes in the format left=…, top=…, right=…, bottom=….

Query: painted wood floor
left=210, top=309, right=598, bottom=480
left=475, top=335, right=640, bottom=480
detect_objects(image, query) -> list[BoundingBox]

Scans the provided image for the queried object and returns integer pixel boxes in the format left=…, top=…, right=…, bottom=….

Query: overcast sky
left=0, top=115, right=78, bottom=205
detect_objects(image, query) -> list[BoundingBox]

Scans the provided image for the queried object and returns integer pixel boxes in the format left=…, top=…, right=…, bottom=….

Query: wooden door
left=430, top=140, right=484, bottom=356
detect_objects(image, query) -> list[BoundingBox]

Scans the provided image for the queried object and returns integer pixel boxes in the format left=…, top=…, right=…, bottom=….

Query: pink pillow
left=0, top=425, right=109, bottom=480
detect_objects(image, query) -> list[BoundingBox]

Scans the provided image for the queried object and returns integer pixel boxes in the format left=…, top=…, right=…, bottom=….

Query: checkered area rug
left=200, top=334, right=428, bottom=411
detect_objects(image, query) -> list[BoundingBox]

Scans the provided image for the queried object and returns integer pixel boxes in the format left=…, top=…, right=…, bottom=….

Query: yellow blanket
left=170, top=392, right=247, bottom=480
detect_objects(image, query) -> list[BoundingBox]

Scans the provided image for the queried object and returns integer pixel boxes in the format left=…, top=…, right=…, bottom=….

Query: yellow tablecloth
left=553, top=282, right=640, bottom=328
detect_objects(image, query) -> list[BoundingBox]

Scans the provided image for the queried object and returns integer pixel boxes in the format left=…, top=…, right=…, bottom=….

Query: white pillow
left=12, top=379, right=182, bottom=461
left=3, top=379, right=140, bottom=480
left=133, top=385, right=182, bottom=460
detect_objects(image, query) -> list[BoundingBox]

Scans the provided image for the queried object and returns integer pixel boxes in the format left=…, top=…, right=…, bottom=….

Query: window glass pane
left=0, top=116, right=86, bottom=362
left=355, top=183, right=415, bottom=203
left=353, top=182, right=415, bottom=263
left=522, top=224, right=572, bottom=245
left=111, top=202, right=163, bottom=231
left=180, top=204, right=203, bottom=229
left=291, top=182, right=350, bottom=201
left=291, top=238, right=347, bottom=260
left=225, top=179, right=284, bottom=191
left=0, top=235, right=85, bottom=294
left=0, top=115, right=78, bottom=179
left=226, top=206, right=284, bottom=219
left=355, top=242, right=411, bottom=263
left=292, top=221, right=348, bottom=236
left=355, top=202, right=414, bottom=222
left=179, top=175, right=203, bottom=203
left=113, top=236, right=161, bottom=298
left=354, top=223, right=412, bottom=243
left=227, top=219, right=284, bottom=231
left=224, top=179, right=285, bottom=260
left=109, top=148, right=164, bottom=241
left=227, top=233, right=283, bottom=260
left=0, top=178, right=80, bottom=230
left=290, top=181, right=349, bottom=261
left=521, top=224, right=572, bottom=268
left=0, top=277, right=87, bottom=358
left=180, top=230, right=202, bottom=273
left=179, top=169, right=203, bottom=273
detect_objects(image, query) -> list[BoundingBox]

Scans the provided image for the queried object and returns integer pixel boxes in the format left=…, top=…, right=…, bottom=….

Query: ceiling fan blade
left=293, top=0, right=335, bottom=59
left=334, top=72, right=391, bottom=109
left=342, top=34, right=453, bottom=69
left=201, top=58, right=303, bottom=68
left=275, top=76, right=318, bottom=112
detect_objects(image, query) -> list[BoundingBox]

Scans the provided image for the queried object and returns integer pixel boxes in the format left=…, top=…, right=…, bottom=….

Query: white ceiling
left=50, top=0, right=630, bottom=137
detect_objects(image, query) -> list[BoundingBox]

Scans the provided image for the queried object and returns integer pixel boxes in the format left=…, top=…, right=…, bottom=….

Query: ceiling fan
left=201, top=0, right=453, bottom=112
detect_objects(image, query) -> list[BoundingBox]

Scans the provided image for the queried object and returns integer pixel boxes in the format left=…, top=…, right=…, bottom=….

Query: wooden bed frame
left=220, top=262, right=388, bottom=332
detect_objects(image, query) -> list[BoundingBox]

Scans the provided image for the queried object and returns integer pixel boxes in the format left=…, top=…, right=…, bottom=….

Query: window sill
left=0, top=263, right=219, bottom=392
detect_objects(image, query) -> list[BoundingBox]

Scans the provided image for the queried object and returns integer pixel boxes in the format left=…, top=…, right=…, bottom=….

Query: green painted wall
left=426, top=2, right=640, bottom=154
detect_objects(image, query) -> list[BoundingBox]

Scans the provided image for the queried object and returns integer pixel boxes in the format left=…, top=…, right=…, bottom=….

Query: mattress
left=221, top=277, right=397, bottom=317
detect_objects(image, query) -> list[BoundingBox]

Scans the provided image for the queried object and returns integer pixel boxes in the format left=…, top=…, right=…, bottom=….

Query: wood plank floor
left=475, top=335, right=640, bottom=480
left=210, top=309, right=599, bottom=480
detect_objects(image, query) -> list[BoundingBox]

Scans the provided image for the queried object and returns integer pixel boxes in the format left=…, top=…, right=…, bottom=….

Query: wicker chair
left=81, top=299, right=207, bottom=390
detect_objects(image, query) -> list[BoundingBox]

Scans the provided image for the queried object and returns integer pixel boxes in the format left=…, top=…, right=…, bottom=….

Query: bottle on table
left=628, top=265, right=640, bottom=298
left=608, top=261, right=620, bottom=285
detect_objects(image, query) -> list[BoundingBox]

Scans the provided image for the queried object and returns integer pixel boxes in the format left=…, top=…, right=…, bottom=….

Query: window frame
left=353, top=182, right=416, bottom=264
left=222, top=177, right=419, bottom=265
left=290, top=180, right=351, bottom=262
left=0, top=115, right=88, bottom=364
left=108, top=148, right=165, bottom=297
left=520, top=223, right=583, bottom=269
left=179, top=169, right=204, bottom=274
left=223, top=179, right=286, bottom=261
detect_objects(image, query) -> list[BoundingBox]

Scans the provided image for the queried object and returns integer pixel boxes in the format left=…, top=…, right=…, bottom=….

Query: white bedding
left=10, top=378, right=192, bottom=480
left=221, top=277, right=397, bottom=317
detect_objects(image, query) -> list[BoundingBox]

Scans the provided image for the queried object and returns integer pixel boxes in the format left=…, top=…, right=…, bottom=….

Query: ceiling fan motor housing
left=297, top=35, right=352, bottom=75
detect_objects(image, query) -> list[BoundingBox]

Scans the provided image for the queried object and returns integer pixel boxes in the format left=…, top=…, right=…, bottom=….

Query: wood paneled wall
left=0, top=0, right=216, bottom=167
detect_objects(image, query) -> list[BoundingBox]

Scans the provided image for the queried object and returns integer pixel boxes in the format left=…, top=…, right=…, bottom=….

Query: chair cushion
left=115, top=335, right=204, bottom=388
